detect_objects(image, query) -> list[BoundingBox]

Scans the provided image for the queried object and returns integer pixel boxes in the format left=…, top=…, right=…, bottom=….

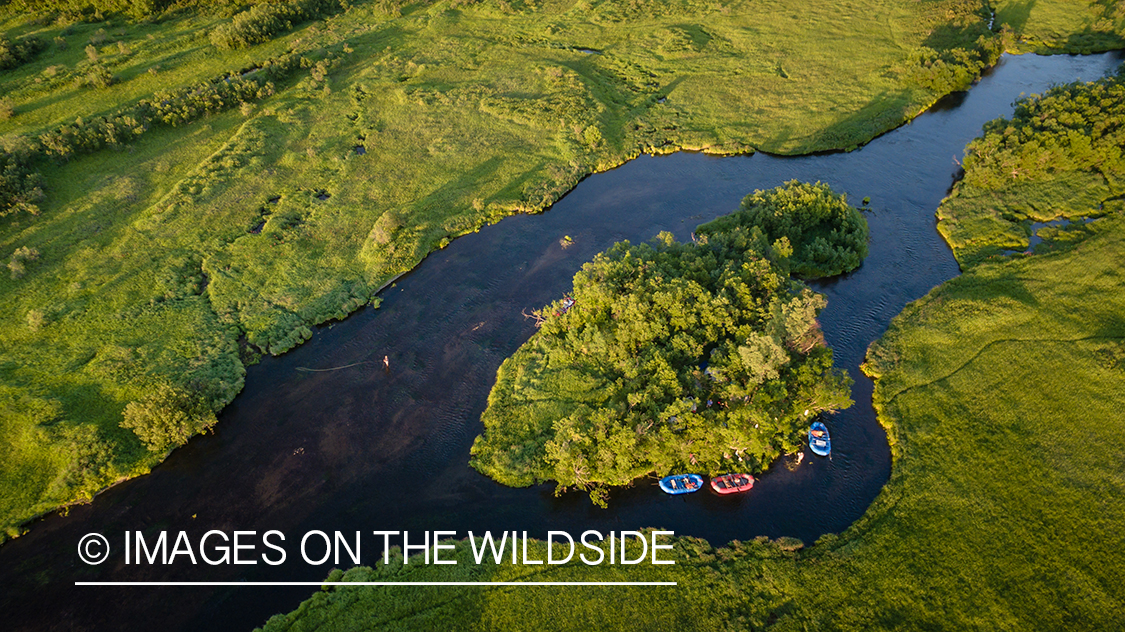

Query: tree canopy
left=120, top=383, right=218, bottom=453
left=471, top=186, right=864, bottom=506
left=697, top=180, right=869, bottom=278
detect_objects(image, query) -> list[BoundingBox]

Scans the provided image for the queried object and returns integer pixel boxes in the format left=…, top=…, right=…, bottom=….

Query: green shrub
left=697, top=180, right=869, bottom=278
left=83, top=63, right=116, bottom=88
left=35, top=67, right=284, bottom=160
left=119, top=383, right=218, bottom=452
left=903, top=35, right=1003, bottom=94
left=209, top=0, right=346, bottom=50
left=0, top=33, right=46, bottom=70
left=0, top=141, right=44, bottom=218
left=7, top=246, right=39, bottom=279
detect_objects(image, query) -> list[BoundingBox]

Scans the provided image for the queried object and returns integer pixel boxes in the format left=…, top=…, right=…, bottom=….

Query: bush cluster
left=7, top=245, right=39, bottom=279
left=209, top=0, right=346, bottom=50
left=697, top=180, right=869, bottom=278
left=0, top=142, right=45, bottom=218
left=80, top=62, right=116, bottom=88
left=119, top=383, right=218, bottom=452
left=903, top=35, right=1003, bottom=94
left=37, top=113, right=145, bottom=158
left=37, top=74, right=269, bottom=156
left=144, top=75, right=276, bottom=126
left=0, top=33, right=46, bottom=70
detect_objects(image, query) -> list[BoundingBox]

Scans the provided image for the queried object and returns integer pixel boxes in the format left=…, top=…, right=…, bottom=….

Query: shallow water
left=1, top=51, right=1121, bottom=632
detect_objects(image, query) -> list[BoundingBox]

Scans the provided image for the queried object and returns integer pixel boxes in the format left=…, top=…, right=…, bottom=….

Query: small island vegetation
left=470, top=182, right=863, bottom=506
left=696, top=180, right=869, bottom=278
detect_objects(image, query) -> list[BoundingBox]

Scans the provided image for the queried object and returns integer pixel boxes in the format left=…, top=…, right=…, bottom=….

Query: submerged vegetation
left=472, top=182, right=863, bottom=505
left=262, top=62, right=1125, bottom=632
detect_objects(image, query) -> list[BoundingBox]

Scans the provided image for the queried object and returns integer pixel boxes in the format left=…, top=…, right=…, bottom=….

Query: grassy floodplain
left=0, top=0, right=1022, bottom=538
left=259, top=58, right=1125, bottom=632
left=993, top=0, right=1125, bottom=53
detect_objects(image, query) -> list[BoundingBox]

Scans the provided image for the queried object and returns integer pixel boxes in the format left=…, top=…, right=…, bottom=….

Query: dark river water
left=1, top=51, right=1121, bottom=632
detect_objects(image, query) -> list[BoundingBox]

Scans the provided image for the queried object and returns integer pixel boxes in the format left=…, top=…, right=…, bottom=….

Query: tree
left=120, top=384, right=217, bottom=452
left=697, top=180, right=869, bottom=278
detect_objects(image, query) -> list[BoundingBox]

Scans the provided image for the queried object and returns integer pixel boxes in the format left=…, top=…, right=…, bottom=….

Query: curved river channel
left=2, top=51, right=1122, bottom=632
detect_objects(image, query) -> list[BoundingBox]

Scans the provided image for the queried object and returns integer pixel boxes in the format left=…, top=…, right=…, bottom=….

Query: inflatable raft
left=809, top=421, right=831, bottom=457
left=659, top=474, right=703, bottom=495
left=710, top=473, right=755, bottom=494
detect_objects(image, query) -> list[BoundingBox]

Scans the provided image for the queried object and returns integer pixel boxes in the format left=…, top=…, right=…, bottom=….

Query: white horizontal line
left=75, top=581, right=677, bottom=587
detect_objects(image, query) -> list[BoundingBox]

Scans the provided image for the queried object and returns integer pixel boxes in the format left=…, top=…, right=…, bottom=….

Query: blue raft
left=809, top=421, right=831, bottom=457
left=659, top=474, right=703, bottom=495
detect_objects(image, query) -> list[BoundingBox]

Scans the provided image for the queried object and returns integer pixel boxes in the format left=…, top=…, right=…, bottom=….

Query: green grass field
left=258, top=61, right=1125, bottom=632
left=994, top=0, right=1125, bottom=53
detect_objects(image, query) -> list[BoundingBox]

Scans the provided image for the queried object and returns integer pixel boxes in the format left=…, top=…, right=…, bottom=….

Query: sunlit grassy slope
left=259, top=65, right=1125, bottom=632
left=994, top=0, right=1125, bottom=53
left=0, top=0, right=1010, bottom=537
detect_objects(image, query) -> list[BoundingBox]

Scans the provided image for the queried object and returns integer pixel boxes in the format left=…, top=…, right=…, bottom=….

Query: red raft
left=710, top=473, right=755, bottom=495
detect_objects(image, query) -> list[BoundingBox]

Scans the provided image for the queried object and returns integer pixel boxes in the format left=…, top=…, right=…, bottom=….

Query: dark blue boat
left=659, top=474, right=703, bottom=495
left=809, top=421, right=831, bottom=457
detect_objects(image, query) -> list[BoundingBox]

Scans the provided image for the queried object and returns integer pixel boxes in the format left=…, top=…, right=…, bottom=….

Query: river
left=1, top=51, right=1121, bottom=632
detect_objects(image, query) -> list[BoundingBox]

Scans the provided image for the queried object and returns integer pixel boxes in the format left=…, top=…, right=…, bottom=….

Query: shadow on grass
left=995, top=0, right=1038, bottom=35
left=798, top=90, right=917, bottom=152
